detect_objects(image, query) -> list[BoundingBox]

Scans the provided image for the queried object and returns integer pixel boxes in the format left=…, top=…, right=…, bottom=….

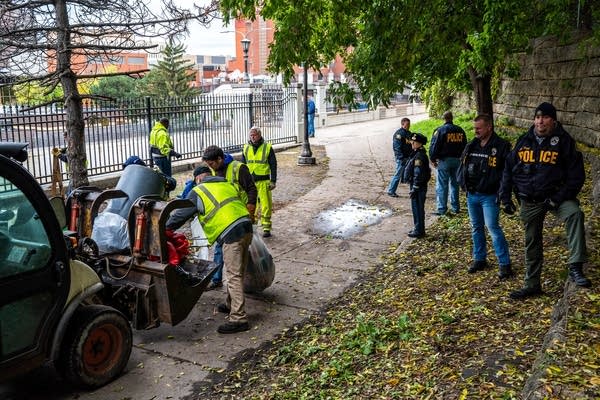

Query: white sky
left=149, top=0, right=236, bottom=56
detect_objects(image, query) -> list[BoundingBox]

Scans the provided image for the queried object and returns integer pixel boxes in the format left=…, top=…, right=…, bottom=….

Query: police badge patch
left=491, top=148, right=497, bottom=156
left=415, top=160, right=422, bottom=166
left=551, top=137, right=559, bottom=146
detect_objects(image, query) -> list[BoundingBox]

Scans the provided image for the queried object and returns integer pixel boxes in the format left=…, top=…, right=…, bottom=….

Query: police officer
left=500, top=102, right=591, bottom=299
left=166, top=166, right=253, bottom=334
left=429, top=111, right=467, bottom=215
left=149, top=118, right=181, bottom=177
left=242, top=126, right=277, bottom=237
left=386, top=117, right=413, bottom=198
left=404, top=133, right=431, bottom=238
left=458, top=114, right=512, bottom=279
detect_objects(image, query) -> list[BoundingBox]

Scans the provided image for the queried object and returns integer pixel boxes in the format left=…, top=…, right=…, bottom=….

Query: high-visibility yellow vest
left=192, top=181, right=249, bottom=245
left=243, top=142, right=272, bottom=176
left=149, top=121, right=173, bottom=157
left=223, top=160, right=248, bottom=204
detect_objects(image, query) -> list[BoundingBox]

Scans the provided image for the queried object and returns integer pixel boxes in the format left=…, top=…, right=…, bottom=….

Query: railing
left=0, top=85, right=298, bottom=185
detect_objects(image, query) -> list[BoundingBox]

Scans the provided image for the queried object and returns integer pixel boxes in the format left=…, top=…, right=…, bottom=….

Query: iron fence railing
left=0, top=85, right=298, bottom=185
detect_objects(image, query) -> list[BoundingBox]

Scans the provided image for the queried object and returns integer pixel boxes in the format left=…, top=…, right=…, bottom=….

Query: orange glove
left=246, top=204, right=256, bottom=223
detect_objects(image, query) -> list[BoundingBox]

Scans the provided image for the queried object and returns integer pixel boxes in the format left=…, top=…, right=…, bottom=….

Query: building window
left=127, top=57, right=145, bottom=65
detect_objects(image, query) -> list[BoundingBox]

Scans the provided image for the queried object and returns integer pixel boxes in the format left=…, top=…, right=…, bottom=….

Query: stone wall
left=495, top=35, right=600, bottom=148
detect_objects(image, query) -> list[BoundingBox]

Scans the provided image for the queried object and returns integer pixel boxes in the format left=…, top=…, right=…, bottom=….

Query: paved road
left=1, top=109, right=432, bottom=400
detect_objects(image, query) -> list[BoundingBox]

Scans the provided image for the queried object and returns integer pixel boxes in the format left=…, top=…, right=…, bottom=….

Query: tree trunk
left=468, top=67, right=494, bottom=119
left=55, top=0, right=88, bottom=190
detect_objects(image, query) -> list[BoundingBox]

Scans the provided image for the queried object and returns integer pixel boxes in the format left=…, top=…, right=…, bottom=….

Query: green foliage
left=325, top=81, right=359, bottom=112
left=422, top=80, right=455, bottom=119
left=139, top=40, right=199, bottom=98
left=13, top=82, right=63, bottom=105
left=89, top=75, right=141, bottom=99
left=219, top=0, right=598, bottom=115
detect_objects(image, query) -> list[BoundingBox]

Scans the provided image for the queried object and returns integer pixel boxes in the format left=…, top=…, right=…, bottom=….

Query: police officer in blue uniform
left=429, top=111, right=467, bottom=215
left=387, top=117, right=413, bottom=198
left=404, top=133, right=431, bottom=238
left=500, top=102, right=591, bottom=299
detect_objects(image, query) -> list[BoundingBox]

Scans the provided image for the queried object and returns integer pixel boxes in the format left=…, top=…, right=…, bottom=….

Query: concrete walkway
left=1, top=111, right=432, bottom=400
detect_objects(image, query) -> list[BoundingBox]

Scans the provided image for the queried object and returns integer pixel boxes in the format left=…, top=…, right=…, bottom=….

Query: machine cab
left=0, top=142, right=71, bottom=380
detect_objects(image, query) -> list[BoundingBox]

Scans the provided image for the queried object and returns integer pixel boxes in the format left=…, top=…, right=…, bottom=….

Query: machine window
left=0, top=176, right=51, bottom=278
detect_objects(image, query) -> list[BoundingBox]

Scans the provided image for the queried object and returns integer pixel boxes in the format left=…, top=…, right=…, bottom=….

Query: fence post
left=146, top=96, right=153, bottom=167
left=248, top=92, right=254, bottom=128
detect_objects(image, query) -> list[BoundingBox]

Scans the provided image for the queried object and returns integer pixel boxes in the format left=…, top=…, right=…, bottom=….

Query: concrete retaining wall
left=495, top=35, right=600, bottom=148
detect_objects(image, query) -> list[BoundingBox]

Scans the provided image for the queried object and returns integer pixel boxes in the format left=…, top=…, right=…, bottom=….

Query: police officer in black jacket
left=458, top=114, right=512, bottom=279
left=499, top=102, right=591, bottom=299
left=387, top=117, right=413, bottom=197
left=404, top=133, right=431, bottom=238
left=429, top=111, right=467, bottom=215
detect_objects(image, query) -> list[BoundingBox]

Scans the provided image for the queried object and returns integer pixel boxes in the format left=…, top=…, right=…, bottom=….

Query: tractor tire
left=56, top=304, right=132, bottom=388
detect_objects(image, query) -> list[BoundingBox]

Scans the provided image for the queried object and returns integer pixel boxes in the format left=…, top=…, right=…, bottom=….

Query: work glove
left=246, top=204, right=256, bottom=223
left=543, top=198, right=559, bottom=212
left=170, top=150, right=182, bottom=159
left=409, top=190, right=417, bottom=199
left=502, top=200, right=517, bottom=215
left=269, top=181, right=276, bottom=190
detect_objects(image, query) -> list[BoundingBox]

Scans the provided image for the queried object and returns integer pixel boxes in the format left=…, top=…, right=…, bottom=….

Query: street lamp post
left=298, top=63, right=316, bottom=165
left=241, top=38, right=250, bottom=82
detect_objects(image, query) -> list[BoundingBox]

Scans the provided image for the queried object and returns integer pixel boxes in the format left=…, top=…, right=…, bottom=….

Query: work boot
left=263, top=231, right=272, bottom=238
left=174, top=265, right=201, bottom=286
left=206, top=280, right=223, bottom=290
left=498, top=264, right=514, bottom=280
left=568, top=263, right=592, bottom=287
left=217, top=303, right=230, bottom=314
left=468, top=260, right=488, bottom=273
left=407, top=231, right=425, bottom=238
left=217, top=321, right=250, bottom=334
left=509, top=285, right=543, bottom=300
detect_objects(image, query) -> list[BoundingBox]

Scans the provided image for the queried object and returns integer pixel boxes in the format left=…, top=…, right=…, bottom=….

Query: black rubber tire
left=56, top=304, right=132, bottom=388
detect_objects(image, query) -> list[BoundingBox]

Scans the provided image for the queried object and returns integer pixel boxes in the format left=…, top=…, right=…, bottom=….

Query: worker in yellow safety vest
left=149, top=118, right=181, bottom=177
left=202, top=145, right=257, bottom=290
left=242, top=126, right=277, bottom=237
left=166, top=165, right=253, bottom=334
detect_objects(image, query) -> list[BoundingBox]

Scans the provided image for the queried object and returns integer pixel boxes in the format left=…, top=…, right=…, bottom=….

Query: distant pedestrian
left=307, top=95, right=316, bottom=138
left=404, top=133, right=431, bottom=238
left=242, top=126, right=277, bottom=237
left=458, top=114, right=513, bottom=279
left=386, top=117, right=413, bottom=198
left=500, top=102, right=591, bottom=299
left=429, top=111, right=467, bottom=215
left=149, top=118, right=181, bottom=177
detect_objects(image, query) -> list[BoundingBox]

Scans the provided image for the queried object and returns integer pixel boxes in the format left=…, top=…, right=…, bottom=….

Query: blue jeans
left=466, top=192, right=510, bottom=265
left=153, top=156, right=172, bottom=177
left=387, top=159, right=406, bottom=195
left=435, top=157, right=460, bottom=214
left=308, top=114, right=315, bottom=137
left=212, top=242, right=224, bottom=283
left=410, top=189, right=427, bottom=234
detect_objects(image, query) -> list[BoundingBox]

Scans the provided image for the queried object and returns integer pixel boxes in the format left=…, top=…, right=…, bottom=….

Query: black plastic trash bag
left=244, top=229, right=275, bottom=293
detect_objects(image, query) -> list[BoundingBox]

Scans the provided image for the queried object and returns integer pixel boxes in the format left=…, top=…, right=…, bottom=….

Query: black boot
left=498, top=264, right=514, bottom=280
left=174, top=265, right=201, bottom=286
left=509, top=285, right=543, bottom=299
left=468, top=260, right=488, bottom=273
left=569, top=263, right=591, bottom=287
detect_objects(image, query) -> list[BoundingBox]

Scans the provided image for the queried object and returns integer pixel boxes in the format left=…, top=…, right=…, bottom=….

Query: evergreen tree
left=141, top=40, right=198, bottom=98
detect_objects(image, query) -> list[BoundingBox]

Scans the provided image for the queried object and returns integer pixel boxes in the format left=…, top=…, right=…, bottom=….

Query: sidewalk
left=1, top=112, right=430, bottom=400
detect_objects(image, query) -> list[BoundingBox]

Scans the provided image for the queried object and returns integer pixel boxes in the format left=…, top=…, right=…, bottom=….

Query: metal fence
left=0, top=84, right=298, bottom=185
